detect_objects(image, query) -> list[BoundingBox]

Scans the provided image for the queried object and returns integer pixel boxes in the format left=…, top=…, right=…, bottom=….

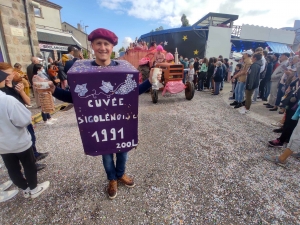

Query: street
left=0, top=85, right=299, bottom=224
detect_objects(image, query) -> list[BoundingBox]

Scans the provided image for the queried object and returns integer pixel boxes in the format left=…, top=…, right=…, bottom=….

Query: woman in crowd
left=13, top=63, right=30, bottom=98
left=197, top=57, right=208, bottom=91
left=33, top=64, right=57, bottom=125
left=206, top=58, right=215, bottom=91
left=0, top=69, right=50, bottom=200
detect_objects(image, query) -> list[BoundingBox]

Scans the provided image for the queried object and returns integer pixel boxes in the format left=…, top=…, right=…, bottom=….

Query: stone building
left=0, top=0, right=40, bottom=68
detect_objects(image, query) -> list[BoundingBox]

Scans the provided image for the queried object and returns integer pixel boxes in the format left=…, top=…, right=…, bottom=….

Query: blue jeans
left=264, top=80, right=271, bottom=99
left=41, top=112, right=51, bottom=122
left=102, top=152, right=128, bottom=180
left=183, top=71, right=188, bottom=83
left=27, top=124, right=39, bottom=158
left=275, top=83, right=285, bottom=106
left=235, top=82, right=245, bottom=103
left=214, top=82, right=221, bottom=94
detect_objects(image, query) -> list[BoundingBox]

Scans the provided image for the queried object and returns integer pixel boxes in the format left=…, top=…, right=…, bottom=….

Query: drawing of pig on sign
left=68, top=60, right=139, bottom=156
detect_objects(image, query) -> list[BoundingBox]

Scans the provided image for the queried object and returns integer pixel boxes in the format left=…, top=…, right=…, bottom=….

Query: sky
left=50, top=0, right=299, bottom=51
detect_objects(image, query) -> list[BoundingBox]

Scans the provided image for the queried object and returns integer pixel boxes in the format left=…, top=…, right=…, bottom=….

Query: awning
left=37, top=31, right=81, bottom=49
left=266, top=42, right=294, bottom=53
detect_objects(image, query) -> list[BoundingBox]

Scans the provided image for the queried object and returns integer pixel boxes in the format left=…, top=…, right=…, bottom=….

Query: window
left=34, top=7, right=42, bottom=17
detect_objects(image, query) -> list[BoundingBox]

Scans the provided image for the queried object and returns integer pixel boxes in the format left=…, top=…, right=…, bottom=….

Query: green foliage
left=181, top=14, right=190, bottom=27
left=155, top=26, right=164, bottom=31
left=119, top=47, right=125, bottom=52
left=83, top=49, right=89, bottom=59
left=110, top=52, right=115, bottom=59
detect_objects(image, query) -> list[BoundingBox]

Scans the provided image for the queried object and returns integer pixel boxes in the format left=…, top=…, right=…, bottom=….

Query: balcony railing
left=232, top=25, right=242, bottom=37
left=36, top=24, right=72, bottom=34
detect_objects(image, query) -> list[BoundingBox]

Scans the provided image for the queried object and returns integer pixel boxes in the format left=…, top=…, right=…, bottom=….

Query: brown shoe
left=118, top=174, right=136, bottom=188
left=107, top=180, right=117, bottom=199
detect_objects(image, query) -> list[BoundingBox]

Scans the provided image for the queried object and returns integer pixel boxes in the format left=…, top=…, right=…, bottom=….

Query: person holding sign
left=33, top=28, right=161, bottom=199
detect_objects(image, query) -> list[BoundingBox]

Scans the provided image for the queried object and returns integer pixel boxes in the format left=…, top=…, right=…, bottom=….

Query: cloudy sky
left=53, top=0, right=298, bottom=51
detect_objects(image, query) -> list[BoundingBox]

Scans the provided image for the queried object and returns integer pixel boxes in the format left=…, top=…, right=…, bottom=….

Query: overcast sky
left=53, top=0, right=299, bottom=51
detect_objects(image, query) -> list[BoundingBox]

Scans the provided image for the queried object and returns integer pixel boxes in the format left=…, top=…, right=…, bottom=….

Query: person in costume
left=33, top=28, right=161, bottom=199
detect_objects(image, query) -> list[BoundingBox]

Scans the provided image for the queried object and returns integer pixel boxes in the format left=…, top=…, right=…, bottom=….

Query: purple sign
left=68, top=60, right=139, bottom=156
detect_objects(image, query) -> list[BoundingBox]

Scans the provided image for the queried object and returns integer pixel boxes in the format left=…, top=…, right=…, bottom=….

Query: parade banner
left=68, top=60, right=139, bottom=156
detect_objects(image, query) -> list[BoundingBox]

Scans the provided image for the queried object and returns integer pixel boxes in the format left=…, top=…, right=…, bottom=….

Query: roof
left=140, top=26, right=203, bottom=39
left=33, top=0, right=62, bottom=10
left=192, top=12, right=239, bottom=27
left=61, top=22, right=88, bottom=36
left=37, top=31, right=81, bottom=48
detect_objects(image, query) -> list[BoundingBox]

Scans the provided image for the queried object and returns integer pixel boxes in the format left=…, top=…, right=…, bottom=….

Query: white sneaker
left=0, top=190, right=19, bottom=202
left=23, top=187, right=30, bottom=198
left=26, top=105, right=33, bottom=108
left=271, top=121, right=283, bottom=127
left=30, top=181, right=50, bottom=199
left=0, top=181, right=13, bottom=191
left=44, top=121, right=53, bottom=125
left=239, top=106, right=246, bottom=114
left=49, top=118, right=57, bottom=121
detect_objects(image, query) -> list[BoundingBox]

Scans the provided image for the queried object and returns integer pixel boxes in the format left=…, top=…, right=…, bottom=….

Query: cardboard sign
left=68, top=60, right=139, bottom=156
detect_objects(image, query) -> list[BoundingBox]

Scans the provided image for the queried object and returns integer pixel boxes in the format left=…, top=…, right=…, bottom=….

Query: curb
left=32, top=103, right=69, bottom=125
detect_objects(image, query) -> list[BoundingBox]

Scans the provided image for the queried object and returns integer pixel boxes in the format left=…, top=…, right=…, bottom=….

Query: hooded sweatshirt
left=0, top=91, right=32, bottom=154
left=246, top=59, right=263, bottom=90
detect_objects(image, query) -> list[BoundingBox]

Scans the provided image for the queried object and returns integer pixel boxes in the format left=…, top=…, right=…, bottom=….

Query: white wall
left=240, top=24, right=295, bottom=45
left=34, top=5, right=61, bottom=30
left=206, top=26, right=232, bottom=59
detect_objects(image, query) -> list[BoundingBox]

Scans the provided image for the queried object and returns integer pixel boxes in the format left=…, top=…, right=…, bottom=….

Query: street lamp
left=85, top=25, right=89, bottom=58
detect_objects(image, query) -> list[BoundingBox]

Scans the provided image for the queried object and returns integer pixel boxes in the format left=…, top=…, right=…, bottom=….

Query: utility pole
left=85, top=25, right=89, bottom=58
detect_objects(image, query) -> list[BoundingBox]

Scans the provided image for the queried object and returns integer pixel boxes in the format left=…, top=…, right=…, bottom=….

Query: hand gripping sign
left=68, top=60, right=139, bottom=156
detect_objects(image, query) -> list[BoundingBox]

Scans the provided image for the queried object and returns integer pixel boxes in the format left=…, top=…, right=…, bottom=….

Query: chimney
left=294, top=20, right=300, bottom=29
left=77, top=23, right=81, bottom=30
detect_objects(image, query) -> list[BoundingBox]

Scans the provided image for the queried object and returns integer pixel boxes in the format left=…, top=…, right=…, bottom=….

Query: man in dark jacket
left=261, top=55, right=274, bottom=101
left=239, top=53, right=263, bottom=114
left=64, top=50, right=83, bottom=74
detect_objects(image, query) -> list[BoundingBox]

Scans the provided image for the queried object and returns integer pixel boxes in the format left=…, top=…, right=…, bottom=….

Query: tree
left=119, top=47, right=125, bottom=52
left=155, top=26, right=164, bottom=31
left=181, top=14, right=190, bottom=27
left=83, top=49, right=89, bottom=59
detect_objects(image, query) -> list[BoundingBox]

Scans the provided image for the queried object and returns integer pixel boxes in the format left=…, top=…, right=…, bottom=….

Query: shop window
left=34, top=7, right=42, bottom=17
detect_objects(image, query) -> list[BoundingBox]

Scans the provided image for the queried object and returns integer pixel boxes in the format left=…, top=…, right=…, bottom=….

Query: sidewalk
left=221, top=82, right=282, bottom=126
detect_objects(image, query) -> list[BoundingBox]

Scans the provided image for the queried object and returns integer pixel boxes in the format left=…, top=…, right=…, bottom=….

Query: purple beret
left=88, top=28, right=118, bottom=46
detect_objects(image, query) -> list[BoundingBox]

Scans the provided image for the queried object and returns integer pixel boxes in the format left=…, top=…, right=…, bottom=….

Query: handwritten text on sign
left=68, top=60, right=139, bottom=156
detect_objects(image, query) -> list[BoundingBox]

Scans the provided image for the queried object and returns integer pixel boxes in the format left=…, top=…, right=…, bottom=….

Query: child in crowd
left=0, top=70, right=50, bottom=200
left=230, top=64, right=242, bottom=99
left=33, top=64, right=57, bottom=125
left=187, top=63, right=195, bottom=83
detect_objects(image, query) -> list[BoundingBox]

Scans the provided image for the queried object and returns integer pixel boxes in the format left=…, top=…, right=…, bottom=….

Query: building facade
left=62, top=22, right=90, bottom=53
left=33, top=0, right=82, bottom=61
left=0, top=0, right=40, bottom=68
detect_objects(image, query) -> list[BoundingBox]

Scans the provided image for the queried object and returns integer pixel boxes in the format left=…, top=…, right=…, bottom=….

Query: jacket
left=0, top=91, right=32, bottom=154
left=64, top=58, right=79, bottom=74
left=238, top=58, right=252, bottom=83
left=199, top=63, right=208, bottom=72
left=213, top=66, right=223, bottom=82
left=62, top=53, right=74, bottom=66
left=270, top=60, right=289, bottom=82
left=179, top=58, right=189, bottom=69
left=264, top=61, right=274, bottom=81
left=246, top=59, right=263, bottom=90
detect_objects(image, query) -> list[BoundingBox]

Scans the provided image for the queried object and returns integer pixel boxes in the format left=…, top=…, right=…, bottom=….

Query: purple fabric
left=68, top=59, right=139, bottom=156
